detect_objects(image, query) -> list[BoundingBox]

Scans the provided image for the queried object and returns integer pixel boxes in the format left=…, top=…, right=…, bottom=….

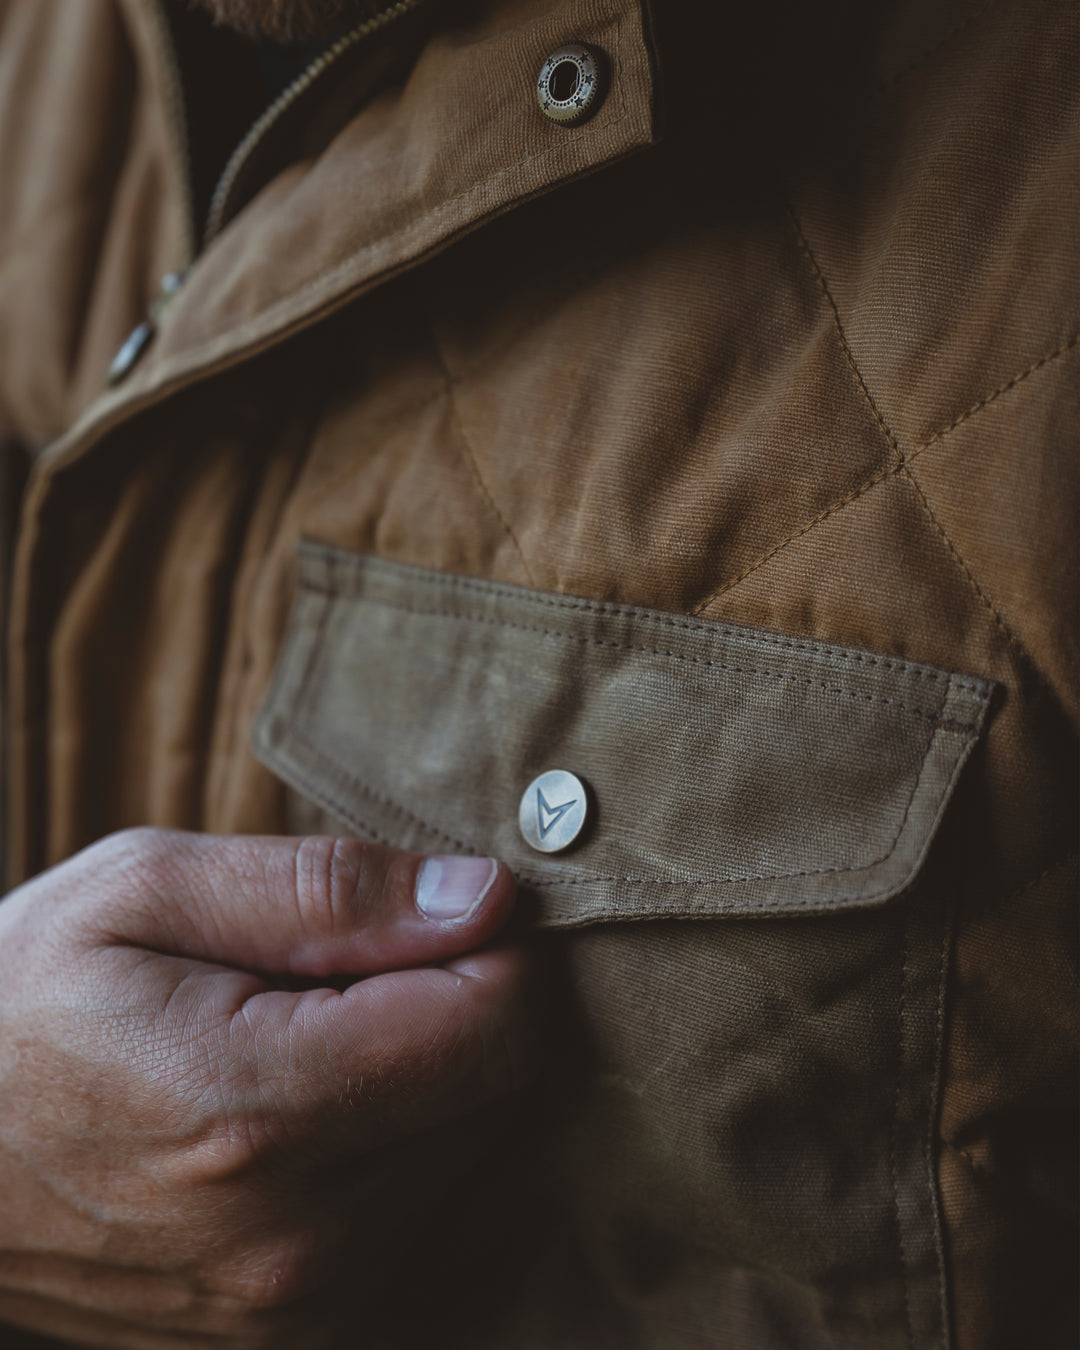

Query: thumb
left=75, top=827, right=516, bottom=977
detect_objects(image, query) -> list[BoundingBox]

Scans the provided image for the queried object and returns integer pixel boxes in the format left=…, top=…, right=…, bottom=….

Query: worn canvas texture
left=0, top=0, right=1076, bottom=1344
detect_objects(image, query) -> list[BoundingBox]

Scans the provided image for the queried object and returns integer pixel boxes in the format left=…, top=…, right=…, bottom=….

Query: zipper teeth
left=204, top=0, right=426, bottom=248
left=144, top=0, right=197, bottom=263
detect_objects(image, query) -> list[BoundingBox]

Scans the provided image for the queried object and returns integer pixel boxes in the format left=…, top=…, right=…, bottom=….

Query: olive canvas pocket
left=252, top=541, right=993, bottom=1349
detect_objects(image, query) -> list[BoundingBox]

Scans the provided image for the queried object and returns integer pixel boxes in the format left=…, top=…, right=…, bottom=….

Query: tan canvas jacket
left=0, top=0, right=1077, bottom=1345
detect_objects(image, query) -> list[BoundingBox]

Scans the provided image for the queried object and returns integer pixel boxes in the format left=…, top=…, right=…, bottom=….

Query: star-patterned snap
left=536, top=44, right=605, bottom=126
left=519, top=770, right=590, bottom=853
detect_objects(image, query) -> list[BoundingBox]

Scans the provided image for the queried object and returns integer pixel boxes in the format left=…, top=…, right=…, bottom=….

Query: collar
left=47, top=0, right=659, bottom=469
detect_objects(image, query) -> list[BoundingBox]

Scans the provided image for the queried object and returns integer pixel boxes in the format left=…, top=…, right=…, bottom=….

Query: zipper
left=203, top=0, right=427, bottom=248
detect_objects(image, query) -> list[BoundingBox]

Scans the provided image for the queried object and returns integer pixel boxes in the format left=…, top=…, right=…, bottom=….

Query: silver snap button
left=149, top=269, right=187, bottom=321
left=536, top=44, right=604, bottom=126
left=519, top=769, right=589, bottom=853
left=107, top=271, right=187, bottom=387
left=107, top=319, right=155, bottom=386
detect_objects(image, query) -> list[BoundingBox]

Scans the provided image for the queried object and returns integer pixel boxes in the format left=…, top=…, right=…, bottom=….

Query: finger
left=0, top=1287, right=200, bottom=1350
left=0, top=1250, right=330, bottom=1348
left=0, top=1288, right=327, bottom=1350
left=73, top=828, right=515, bottom=978
left=229, top=944, right=538, bottom=1155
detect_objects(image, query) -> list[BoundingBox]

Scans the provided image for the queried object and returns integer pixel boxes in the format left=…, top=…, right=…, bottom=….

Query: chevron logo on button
left=536, top=786, right=578, bottom=839
left=519, top=769, right=589, bottom=854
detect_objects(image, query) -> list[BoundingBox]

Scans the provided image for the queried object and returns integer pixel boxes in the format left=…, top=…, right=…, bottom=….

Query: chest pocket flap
left=253, top=543, right=993, bottom=927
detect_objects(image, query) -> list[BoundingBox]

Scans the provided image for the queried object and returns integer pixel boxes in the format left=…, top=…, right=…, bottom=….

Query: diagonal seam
left=689, top=464, right=896, bottom=615
left=788, top=207, right=905, bottom=465
left=786, top=204, right=999, bottom=654
left=690, top=334, right=1079, bottom=615
left=876, top=0, right=997, bottom=95
left=898, top=462, right=1034, bottom=666
left=429, top=329, right=536, bottom=587
left=911, top=334, right=1079, bottom=456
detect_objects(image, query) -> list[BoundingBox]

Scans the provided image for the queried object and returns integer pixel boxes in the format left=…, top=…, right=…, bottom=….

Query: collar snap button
left=106, top=319, right=155, bottom=386
left=107, top=271, right=187, bottom=387
left=536, top=44, right=605, bottom=126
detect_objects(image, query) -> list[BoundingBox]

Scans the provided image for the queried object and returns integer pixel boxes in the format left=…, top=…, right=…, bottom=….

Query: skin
left=186, top=0, right=399, bottom=44
left=0, top=829, right=535, bottom=1347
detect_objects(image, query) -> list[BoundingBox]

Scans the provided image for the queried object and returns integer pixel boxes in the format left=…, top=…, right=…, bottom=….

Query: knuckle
left=292, top=835, right=376, bottom=936
left=216, top=1236, right=326, bottom=1311
left=94, top=825, right=183, bottom=888
left=183, top=1094, right=292, bottom=1188
left=72, top=826, right=188, bottom=926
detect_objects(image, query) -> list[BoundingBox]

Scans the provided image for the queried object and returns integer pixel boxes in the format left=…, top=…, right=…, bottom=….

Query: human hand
left=0, top=829, right=534, bottom=1348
